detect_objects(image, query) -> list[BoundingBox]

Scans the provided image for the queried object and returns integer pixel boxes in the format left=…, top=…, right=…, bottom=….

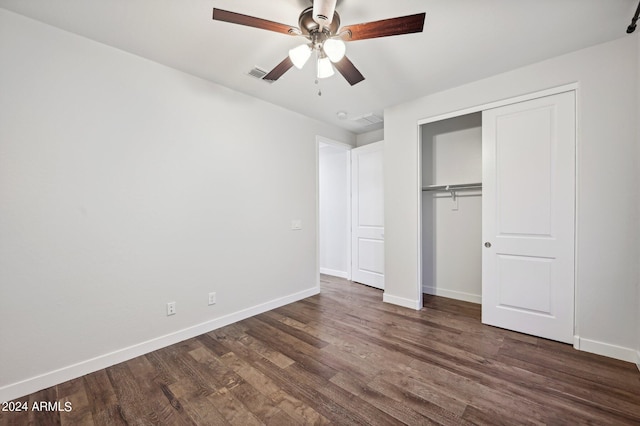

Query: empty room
left=1, top=0, right=640, bottom=424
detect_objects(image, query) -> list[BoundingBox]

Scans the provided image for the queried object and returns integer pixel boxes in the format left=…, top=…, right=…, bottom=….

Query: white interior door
left=351, top=142, right=384, bottom=289
left=482, top=91, right=575, bottom=344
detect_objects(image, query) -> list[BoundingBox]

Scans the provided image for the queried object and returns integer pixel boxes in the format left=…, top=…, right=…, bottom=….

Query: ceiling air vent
left=351, top=113, right=383, bottom=126
left=247, top=66, right=274, bottom=83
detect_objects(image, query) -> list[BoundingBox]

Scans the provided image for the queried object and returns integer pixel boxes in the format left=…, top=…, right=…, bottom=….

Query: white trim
left=572, top=85, right=581, bottom=344
left=346, top=149, right=352, bottom=281
left=416, top=125, right=424, bottom=310
left=383, top=292, right=422, bottom=310
left=316, top=138, right=321, bottom=288
left=417, top=82, right=579, bottom=126
left=573, top=335, right=581, bottom=350
left=422, top=286, right=481, bottom=304
left=319, top=267, right=349, bottom=279
left=317, top=136, right=353, bottom=151
left=573, top=335, right=637, bottom=363
left=0, top=286, right=319, bottom=403
left=636, top=351, right=640, bottom=373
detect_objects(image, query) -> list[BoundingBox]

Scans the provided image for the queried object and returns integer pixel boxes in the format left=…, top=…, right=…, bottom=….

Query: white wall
left=0, top=9, right=354, bottom=401
left=319, top=143, right=350, bottom=278
left=385, top=35, right=639, bottom=361
left=356, top=128, right=384, bottom=147
left=421, top=114, right=482, bottom=303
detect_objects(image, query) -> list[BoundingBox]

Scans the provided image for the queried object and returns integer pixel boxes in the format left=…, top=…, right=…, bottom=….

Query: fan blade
left=212, top=8, right=299, bottom=35
left=263, top=57, right=295, bottom=82
left=334, top=56, right=365, bottom=86
left=340, top=13, right=425, bottom=41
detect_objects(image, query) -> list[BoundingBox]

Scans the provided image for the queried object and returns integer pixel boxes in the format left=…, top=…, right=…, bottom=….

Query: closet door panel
left=496, top=106, right=554, bottom=237
left=482, top=91, right=575, bottom=344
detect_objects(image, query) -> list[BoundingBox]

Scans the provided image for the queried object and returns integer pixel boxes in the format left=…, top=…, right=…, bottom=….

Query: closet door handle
left=484, top=242, right=492, bottom=248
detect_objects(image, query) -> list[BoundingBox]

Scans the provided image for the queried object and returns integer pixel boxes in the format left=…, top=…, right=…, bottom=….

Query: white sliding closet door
left=482, top=91, right=575, bottom=344
left=351, top=142, right=384, bottom=289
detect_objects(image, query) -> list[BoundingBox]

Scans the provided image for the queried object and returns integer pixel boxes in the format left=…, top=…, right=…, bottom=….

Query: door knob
left=484, top=242, right=492, bottom=248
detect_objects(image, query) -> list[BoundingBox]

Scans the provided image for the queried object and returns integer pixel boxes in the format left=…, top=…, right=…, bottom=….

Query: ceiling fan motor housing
left=299, top=7, right=340, bottom=36
left=313, top=0, right=338, bottom=25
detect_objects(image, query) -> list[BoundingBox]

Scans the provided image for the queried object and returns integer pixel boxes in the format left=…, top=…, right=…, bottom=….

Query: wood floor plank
left=124, top=354, right=196, bottom=425
left=279, top=362, right=399, bottom=426
left=259, top=311, right=331, bottom=349
left=218, top=351, right=285, bottom=399
left=56, top=377, right=94, bottom=426
left=185, top=343, right=245, bottom=392
left=241, top=317, right=340, bottom=381
left=3, top=274, right=640, bottom=425
left=330, top=372, right=437, bottom=426
left=270, top=389, right=331, bottom=425
left=104, top=363, right=154, bottom=424
left=206, top=386, right=263, bottom=426
left=211, top=321, right=296, bottom=369
left=151, top=342, right=219, bottom=399
left=213, top=338, right=329, bottom=424
left=31, top=386, right=61, bottom=425
left=229, top=381, right=298, bottom=425
left=178, top=396, right=231, bottom=426
left=367, top=375, right=471, bottom=425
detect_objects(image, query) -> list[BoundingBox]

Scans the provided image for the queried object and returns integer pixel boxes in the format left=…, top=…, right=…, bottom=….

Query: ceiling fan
left=212, top=0, right=425, bottom=86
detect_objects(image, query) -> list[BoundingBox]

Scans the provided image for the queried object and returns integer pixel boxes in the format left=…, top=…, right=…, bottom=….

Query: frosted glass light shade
left=323, top=38, right=346, bottom=63
left=289, top=44, right=312, bottom=69
left=317, top=56, right=335, bottom=79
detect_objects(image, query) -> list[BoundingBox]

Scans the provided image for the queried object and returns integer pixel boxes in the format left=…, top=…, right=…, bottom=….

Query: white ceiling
left=0, top=0, right=637, bottom=133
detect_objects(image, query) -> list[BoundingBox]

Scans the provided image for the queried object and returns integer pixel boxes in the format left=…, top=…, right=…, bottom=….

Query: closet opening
left=420, top=112, right=483, bottom=305
left=416, top=87, right=576, bottom=344
left=318, top=139, right=351, bottom=282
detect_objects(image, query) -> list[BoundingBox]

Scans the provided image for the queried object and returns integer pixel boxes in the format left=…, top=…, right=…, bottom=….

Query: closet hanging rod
left=422, top=183, right=482, bottom=192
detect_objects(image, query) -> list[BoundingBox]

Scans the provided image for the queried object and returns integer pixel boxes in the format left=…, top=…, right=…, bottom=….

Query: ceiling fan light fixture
left=317, top=56, right=335, bottom=79
left=289, top=44, right=312, bottom=69
left=323, top=38, right=346, bottom=62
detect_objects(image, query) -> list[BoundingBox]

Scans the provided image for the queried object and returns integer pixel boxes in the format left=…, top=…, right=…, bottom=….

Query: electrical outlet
left=208, top=292, right=216, bottom=306
left=167, top=302, right=176, bottom=316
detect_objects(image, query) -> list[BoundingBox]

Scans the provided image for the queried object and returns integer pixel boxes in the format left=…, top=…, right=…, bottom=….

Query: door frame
left=316, top=136, right=353, bottom=286
left=415, top=83, right=579, bottom=344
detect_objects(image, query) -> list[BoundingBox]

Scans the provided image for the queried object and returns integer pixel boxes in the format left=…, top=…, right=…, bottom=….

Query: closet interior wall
left=421, top=113, right=483, bottom=303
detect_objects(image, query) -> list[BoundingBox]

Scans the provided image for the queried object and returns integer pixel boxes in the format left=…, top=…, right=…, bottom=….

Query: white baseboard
left=383, top=293, right=422, bottom=310
left=636, top=350, right=640, bottom=373
left=319, top=267, right=348, bottom=279
left=422, top=286, right=481, bottom=304
left=573, top=335, right=637, bottom=363
left=0, top=286, right=320, bottom=403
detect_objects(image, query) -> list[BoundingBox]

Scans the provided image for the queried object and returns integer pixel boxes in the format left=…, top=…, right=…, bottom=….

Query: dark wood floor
left=3, top=275, right=640, bottom=425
